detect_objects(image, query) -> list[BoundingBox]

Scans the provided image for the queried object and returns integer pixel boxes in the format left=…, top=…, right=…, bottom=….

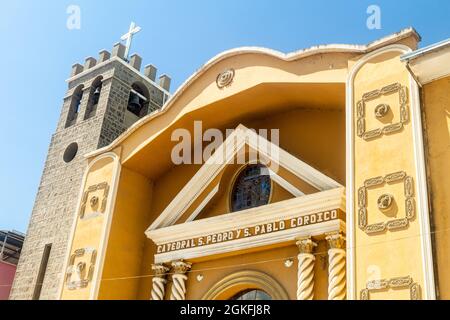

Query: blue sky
left=0, top=0, right=449, bottom=233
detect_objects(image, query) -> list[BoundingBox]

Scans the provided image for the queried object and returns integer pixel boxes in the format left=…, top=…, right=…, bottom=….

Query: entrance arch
left=201, top=270, right=289, bottom=300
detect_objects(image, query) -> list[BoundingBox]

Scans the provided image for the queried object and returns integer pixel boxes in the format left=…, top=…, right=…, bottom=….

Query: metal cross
left=120, top=22, right=141, bottom=60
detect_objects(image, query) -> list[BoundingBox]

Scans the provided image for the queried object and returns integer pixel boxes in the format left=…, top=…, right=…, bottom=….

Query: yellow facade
left=58, top=29, right=450, bottom=300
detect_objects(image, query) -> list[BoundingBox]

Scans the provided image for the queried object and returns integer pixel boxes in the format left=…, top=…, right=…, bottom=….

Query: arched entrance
left=201, top=270, right=289, bottom=300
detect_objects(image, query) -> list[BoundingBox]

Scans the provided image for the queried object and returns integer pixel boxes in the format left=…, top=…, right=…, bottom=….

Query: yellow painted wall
left=132, top=106, right=345, bottom=299
left=421, top=76, right=450, bottom=299
left=61, top=156, right=115, bottom=300
left=70, top=34, right=423, bottom=301
left=352, top=50, right=425, bottom=299
left=97, top=167, right=153, bottom=299
left=185, top=241, right=329, bottom=300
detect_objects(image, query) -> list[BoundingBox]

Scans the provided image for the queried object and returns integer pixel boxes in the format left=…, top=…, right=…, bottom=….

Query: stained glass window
left=231, top=289, right=272, bottom=300
left=231, top=164, right=271, bottom=212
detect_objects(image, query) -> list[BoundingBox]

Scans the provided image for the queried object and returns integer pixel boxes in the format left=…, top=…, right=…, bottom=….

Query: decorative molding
left=356, top=83, right=409, bottom=140
left=377, top=194, right=393, bottom=211
left=216, top=68, right=235, bottom=88
left=172, top=260, right=192, bottom=274
left=147, top=124, right=341, bottom=231
left=296, top=237, right=317, bottom=254
left=79, top=182, right=110, bottom=219
left=374, top=104, right=390, bottom=118
left=65, top=247, right=97, bottom=290
left=358, top=171, right=415, bottom=234
left=201, top=270, right=289, bottom=300
left=149, top=188, right=345, bottom=263
left=346, top=43, right=436, bottom=299
left=360, top=276, right=421, bottom=300
left=326, top=232, right=346, bottom=250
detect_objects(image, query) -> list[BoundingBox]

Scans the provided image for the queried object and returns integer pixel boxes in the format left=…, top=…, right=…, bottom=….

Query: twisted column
left=296, top=237, right=317, bottom=300
left=170, top=260, right=192, bottom=300
left=326, top=232, right=346, bottom=300
left=151, top=264, right=169, bottom=300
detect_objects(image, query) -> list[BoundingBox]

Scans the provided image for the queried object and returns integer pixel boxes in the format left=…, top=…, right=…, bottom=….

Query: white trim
left=148, top=188, right=344, bottom=243
left=268, top=169, right=305, bottom=197
left=147, top=124, right=341, bottom=231
left=185, top=184, right=220, bottom=222
left=408, top=71, right=436, bottom=300
left=184, top=170, right=304, bottom=223
left=148, top=188, right=345, bottom=263
left=85, top=29, right=420, bottom=159
left=155, top=220, right=345, bottom=264
left=401, top=38, right=450, bottom=61
left=345, top=44, right=436, bottom=300
left=402, top=42, right=450, bottom=85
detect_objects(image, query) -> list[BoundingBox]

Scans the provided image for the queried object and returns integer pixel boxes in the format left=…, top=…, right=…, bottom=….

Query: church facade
left=10, top=28, right=450, bottom=300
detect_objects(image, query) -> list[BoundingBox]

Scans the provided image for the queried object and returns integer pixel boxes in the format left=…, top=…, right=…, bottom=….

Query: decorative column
left=296, top=237, right=317, bottom=300
left=151, top=264, right=169, bottom=300
left=326, top=232, right=346, bottom=300
left=170, top=260, right=192, bottom=300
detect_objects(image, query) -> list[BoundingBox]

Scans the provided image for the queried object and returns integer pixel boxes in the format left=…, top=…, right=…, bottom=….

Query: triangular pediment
left=146, top=124, right=342, bottom=232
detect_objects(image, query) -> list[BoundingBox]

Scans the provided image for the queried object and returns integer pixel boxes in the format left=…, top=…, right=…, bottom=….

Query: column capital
left=326, top=232, right=346, bottom=249
left=152, top=264, right=169, bottom=277
left=296, top=237, right=317, bottom=254
left=172, top=260, right=192, bottom=274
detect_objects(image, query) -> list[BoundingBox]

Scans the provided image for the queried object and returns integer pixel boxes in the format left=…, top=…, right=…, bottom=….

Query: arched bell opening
left=127, top=82, right=150, bottom=118
left=85, top=76, right=103, bottom=120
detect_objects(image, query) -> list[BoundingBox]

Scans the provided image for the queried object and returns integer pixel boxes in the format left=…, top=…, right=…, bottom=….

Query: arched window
left=85, top=77, right=103, bottom=119
left=65, top=85, right=84, bottom=128
left=231, top=289, right=272, bottom=300
left=231, top=164, right=271, bottom=212
left=127, top=82, right=149, bottom=117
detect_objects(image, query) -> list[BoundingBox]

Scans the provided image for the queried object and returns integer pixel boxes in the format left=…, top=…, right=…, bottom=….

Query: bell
left=128, top=94, right=142, bottom=113
left=93, top=86, right=101, bottom=96
left=92, top=87, right=101, bottom=105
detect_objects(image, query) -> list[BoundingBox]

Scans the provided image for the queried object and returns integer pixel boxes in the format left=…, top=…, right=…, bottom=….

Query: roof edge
left=85, top=27, right=421, bottom=160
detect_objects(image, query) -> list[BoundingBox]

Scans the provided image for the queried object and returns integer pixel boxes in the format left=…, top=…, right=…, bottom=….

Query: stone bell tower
left=10, top=37, right=171, bottom=299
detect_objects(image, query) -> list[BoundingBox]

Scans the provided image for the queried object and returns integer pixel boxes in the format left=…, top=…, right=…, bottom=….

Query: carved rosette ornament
left=216, top=69, right=235, bottom=89
left=151, top=264, right=169, bottom=300
left=358, top=171, right=415, bottom=235
left=377, top=194, right=393, bottom=211
left=374, top=104, right=390, bottom=119
left=65, top=248, right=97, bottom=290
left=79, top=182, right=110, bottom=219
left=170, top=260, right=192, bottom=300
left=326, top=232, right=346, bottom=300
left=296, top=237, right=317, bottom=300
left=356, top=82, right=409, bottom=140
